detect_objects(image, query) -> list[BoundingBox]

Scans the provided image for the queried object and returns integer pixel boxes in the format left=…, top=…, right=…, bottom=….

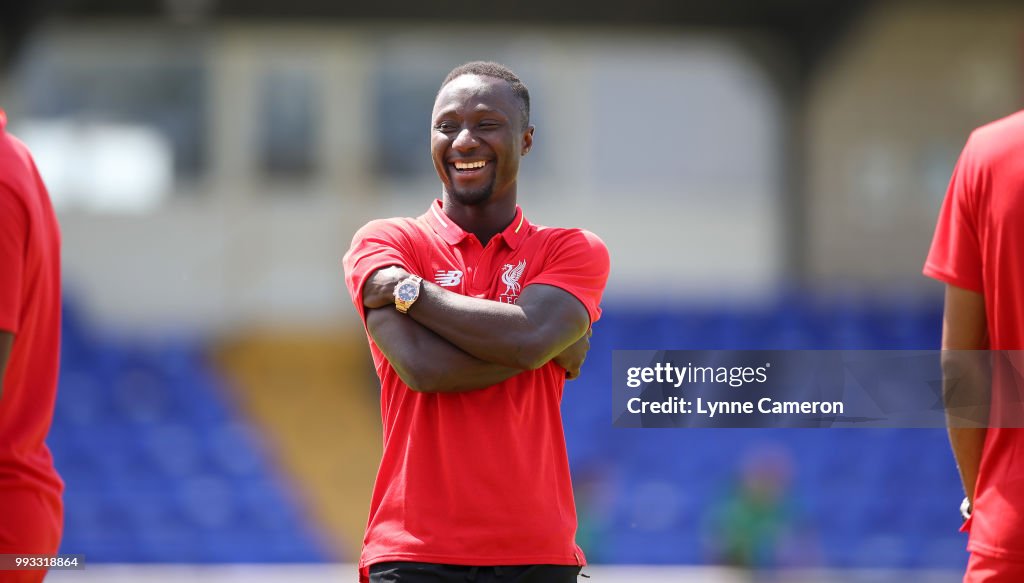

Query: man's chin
left=449, top=187, right=493, bottom=206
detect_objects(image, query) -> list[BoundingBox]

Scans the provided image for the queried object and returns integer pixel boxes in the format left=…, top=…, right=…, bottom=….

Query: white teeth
left=454, top=160, right=487, bottom=170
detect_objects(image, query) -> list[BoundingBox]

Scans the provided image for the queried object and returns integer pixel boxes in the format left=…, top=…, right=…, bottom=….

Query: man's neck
left=441, top=194, right=517, bottom=247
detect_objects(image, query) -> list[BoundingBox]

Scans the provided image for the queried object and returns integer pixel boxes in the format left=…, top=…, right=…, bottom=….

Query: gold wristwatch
left=393, top=275, right=423, bottom=314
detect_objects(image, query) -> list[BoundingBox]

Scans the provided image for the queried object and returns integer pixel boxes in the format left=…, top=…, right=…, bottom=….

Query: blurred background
left=2, top=0, right=1021, bottom=580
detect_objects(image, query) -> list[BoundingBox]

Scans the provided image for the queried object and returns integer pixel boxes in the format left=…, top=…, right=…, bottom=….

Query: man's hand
left=553, top=328, right=591, bottom=380
left=362, top=266, right=411, bottom=309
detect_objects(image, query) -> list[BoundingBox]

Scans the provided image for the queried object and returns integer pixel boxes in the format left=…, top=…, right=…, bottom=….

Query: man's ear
left=522, top=125, right=535, bottom=156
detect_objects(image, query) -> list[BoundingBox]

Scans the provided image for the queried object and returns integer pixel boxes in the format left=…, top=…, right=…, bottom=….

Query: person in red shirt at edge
left=343, top=61, right=609, bottom=583
left=0, top=108, right=64, bottom=583
left=925, top=110, right=1024, bottom=582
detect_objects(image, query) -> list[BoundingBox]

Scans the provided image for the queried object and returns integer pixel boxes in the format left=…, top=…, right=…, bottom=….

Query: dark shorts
left=368, top=561, right=582, bottom=583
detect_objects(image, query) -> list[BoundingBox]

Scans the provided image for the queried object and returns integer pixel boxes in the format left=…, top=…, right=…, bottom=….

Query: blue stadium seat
left=50, top=304, right=329, bottom=564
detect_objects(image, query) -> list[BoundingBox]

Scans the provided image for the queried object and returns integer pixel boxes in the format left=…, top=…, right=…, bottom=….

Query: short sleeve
left=924, top=135, right=985, bottom=293
left=0, top=184, right=27, bottom=333
left=342, top=219, right=415, bottom=320
left=526, top=229, right=610, bottom=325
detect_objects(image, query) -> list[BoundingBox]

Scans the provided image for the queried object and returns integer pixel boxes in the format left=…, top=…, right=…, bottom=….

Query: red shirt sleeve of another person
left=0, top=185, right=28, bottom=333
left=342, top=219, right=416, bottom=319
left=527, top=229, right=611, bottom=326
left=923, top=135, right=984, bottom=293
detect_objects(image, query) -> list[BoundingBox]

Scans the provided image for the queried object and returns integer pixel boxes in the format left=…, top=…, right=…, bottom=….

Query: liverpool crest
left=498, top=259, right=527, bottom=304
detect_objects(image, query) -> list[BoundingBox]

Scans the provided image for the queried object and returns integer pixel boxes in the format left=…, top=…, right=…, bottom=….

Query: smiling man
left=343, top=62, right=610, bottom=583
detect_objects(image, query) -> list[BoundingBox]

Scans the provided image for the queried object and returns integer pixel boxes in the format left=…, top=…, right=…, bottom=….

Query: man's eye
left=435, top=123, right=457, bottom=132
left=479, top=121, right=500, bottom=129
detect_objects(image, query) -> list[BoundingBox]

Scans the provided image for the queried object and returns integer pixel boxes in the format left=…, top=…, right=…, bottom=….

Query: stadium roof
left=3, top=0, right=875, bottom=76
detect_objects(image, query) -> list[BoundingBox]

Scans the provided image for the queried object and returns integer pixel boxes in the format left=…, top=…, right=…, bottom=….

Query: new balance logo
left=435, top=270, right=464, bottom=287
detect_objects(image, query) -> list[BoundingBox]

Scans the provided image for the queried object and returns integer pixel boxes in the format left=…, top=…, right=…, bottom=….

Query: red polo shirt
left=0, top=109, right=64, bottom=553
left=925, top=110, right=1024, bottom=560
left=343, top=200, right=609, bottom=578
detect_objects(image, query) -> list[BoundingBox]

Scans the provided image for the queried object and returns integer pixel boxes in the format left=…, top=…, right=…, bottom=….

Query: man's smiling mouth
left=453, top=160, right=488, bottom=172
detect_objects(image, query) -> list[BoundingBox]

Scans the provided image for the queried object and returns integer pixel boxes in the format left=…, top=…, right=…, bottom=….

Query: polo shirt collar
left=424, top=199, right=531, bottom=250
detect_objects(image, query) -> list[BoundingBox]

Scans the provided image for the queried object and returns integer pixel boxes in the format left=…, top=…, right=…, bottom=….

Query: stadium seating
left=562, top=294, right=965, bottom=570
left=51, top=299, right=330, bottom=563
left=49, top=292, right=965, bottom=569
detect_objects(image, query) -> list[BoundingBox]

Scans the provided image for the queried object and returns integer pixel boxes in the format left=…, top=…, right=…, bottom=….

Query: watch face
left=397, top=283, right=416, bottom=301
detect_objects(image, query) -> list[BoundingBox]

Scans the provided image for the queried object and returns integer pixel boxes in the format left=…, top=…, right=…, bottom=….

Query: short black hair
left=440, top=61, right=530, bottom=128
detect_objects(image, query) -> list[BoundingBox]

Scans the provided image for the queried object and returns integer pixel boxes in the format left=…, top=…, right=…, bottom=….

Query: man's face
left=431, top=74, right=533, bottom=206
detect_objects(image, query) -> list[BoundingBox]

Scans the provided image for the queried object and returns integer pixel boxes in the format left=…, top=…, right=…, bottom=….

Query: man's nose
left=452, top=128, right=478, bottom=151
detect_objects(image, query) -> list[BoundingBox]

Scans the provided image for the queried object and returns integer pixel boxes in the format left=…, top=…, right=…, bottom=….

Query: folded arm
left=364, top=266, right=590, bottom=370
left=366, top=307, right=524, bottom=393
